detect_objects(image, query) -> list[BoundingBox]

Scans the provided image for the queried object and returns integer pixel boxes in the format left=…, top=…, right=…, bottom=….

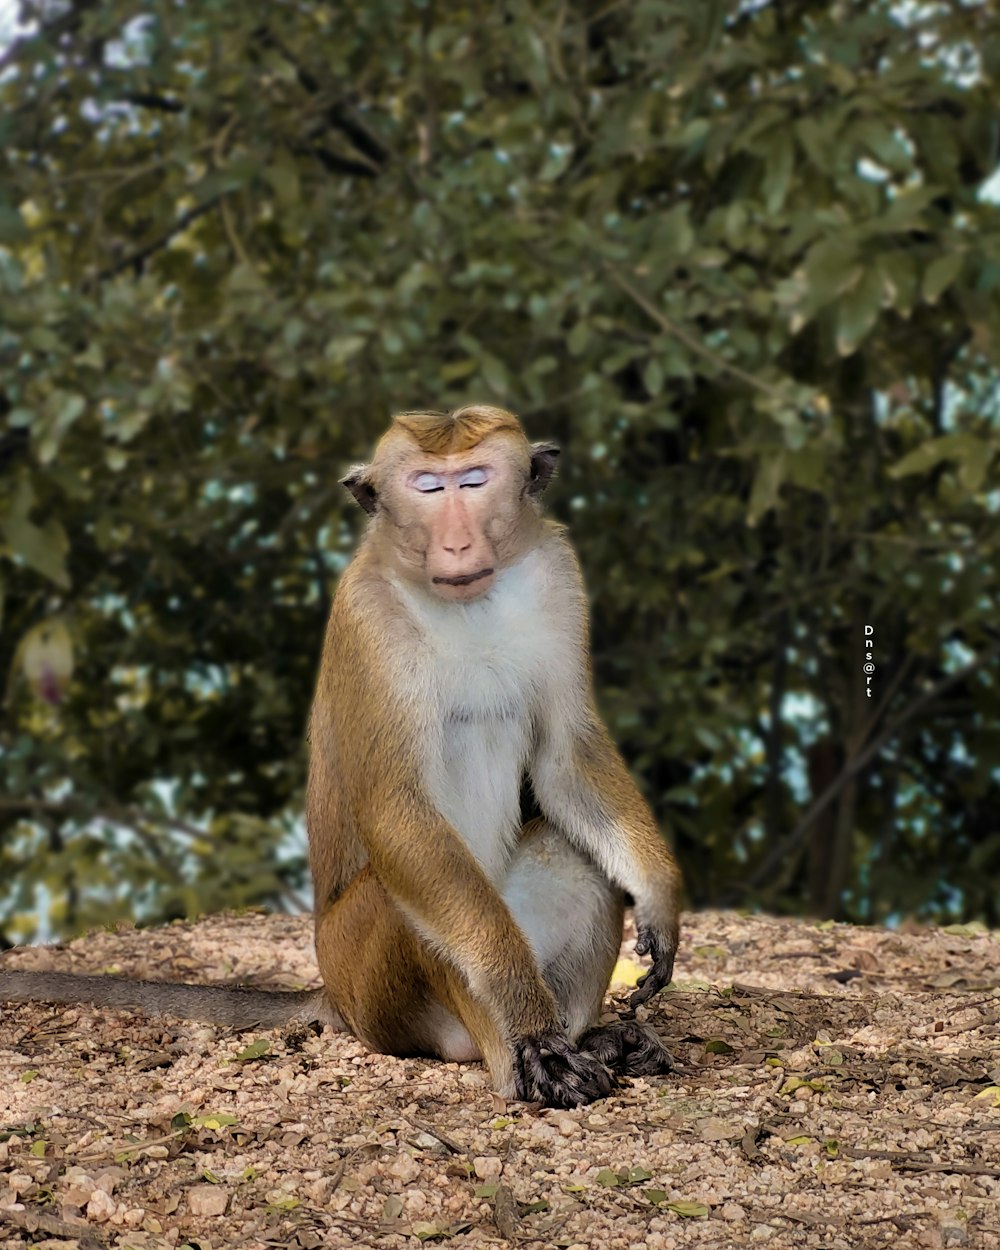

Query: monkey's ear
left=340, top=465, right=378, bottom=515
left=527, top=442, right=560, bottom=496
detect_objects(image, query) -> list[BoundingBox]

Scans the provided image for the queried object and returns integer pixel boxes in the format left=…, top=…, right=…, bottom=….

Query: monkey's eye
left=412, top=473, right=445, bottom=493
left=459, top=467, right=489, bottom=488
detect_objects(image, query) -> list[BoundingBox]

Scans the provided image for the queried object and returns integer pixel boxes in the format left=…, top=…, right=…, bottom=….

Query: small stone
left=187, top=1185, right=229, bottom=1217
left=720, top=1203, right=747, bottom=1221
left=472, top=1156, right=502, bottom=1181
left=86, top=1189, right=117, bottom=1223
left=387, top=1153, right=421, bottom=1184
left=93, top=1171, right=120, bottom=1196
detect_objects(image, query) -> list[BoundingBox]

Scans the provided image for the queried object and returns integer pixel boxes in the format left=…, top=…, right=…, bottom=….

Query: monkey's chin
left=430, top=569, right=496, bottom=602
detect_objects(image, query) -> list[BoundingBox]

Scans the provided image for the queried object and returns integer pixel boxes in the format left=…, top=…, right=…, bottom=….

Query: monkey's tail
left=0, top=970, right=342, bottom=1031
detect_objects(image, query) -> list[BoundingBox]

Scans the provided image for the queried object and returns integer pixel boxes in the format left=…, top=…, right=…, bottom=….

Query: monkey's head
left=342, top=405, right=559, bottom=603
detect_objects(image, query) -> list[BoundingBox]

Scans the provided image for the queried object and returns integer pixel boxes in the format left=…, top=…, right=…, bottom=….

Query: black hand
left=512, top=1034, right=616, bottom=1108
left=630, top=925, right=676, bottom=1008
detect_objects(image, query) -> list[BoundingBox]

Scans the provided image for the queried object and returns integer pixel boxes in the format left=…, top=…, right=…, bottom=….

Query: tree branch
left=739, top=638, right=1000, bottom=895
left=95, top=197, right=220, bottom=281
left=111, top=90, right=184, bottom=113
left=603, top=263, right=790, bottom=400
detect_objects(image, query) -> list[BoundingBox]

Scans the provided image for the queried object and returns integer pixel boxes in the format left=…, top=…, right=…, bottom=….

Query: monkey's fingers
left=513, top=1035, right=616, bottom=1109
left=578, top=1020, right=674, bottom=1077
left=629, top=959, right=673, bottom=1008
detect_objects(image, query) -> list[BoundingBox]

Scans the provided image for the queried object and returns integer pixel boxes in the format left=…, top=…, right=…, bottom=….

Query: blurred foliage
left=1, top=0, right=999, bottom=942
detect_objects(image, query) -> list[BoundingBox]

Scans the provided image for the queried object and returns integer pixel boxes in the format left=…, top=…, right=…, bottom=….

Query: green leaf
left=762, top=130, right=795, bottom=214
left=439, top=358, right=478, bottom=381
left=1, top=512, right=70, bottom=589
left=747, top=450, right=786, bottom=526
left=704, top=1039, right=735, bottom=1055
left=268, top=1194, right=300, bottom=1211
left=836, top=267, right=883, bottom=356
left=877, top=251, right=918, bottom=317
left=234, top=1040, right=271, bottom=1062
left=923, top=251, right=964, bottom=304
left=194, top=1113, right=238, bottom=1130
left=666, top=1200, right=710, bottom=1218
left=595, top=1169, right=623, bottom=1187
left=266, top=149, right=300, bottom=208
left=889, top=434, right=967, bottom=479
left=804, top=238, right=860, bottom=311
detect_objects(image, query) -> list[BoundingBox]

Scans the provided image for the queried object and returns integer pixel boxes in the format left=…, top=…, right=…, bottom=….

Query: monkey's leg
left=314, top=868, right=537, bottom=1099
left=504, top=821, right=673, bottom=1079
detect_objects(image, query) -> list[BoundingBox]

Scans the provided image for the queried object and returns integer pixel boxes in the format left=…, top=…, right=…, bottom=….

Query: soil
left=2, top=910, right=999, bottom=1250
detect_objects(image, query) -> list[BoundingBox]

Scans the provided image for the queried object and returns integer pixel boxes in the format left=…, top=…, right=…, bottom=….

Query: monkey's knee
left=506, top=823, right=622, bottom=962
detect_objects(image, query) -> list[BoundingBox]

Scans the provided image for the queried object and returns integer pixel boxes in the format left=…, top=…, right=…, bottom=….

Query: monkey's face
left=378, top=434, right=540, bottom=603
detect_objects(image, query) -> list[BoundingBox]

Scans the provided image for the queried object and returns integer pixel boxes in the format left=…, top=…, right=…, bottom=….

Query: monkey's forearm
left=532, top=723, right=681, bottom=1001
left=0, top=970, right=329, bottom=1030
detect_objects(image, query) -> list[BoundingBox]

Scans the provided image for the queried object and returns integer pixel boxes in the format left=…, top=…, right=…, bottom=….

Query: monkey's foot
left=513, top=1034, right=616, bottom=1108
left=577, top=1020, right=674, bottom=1078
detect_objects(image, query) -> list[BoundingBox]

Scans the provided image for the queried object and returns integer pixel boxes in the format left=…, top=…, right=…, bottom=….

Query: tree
left=1, top=0, right=998, bottom=940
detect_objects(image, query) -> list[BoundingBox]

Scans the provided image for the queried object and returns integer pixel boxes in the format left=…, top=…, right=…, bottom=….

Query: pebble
left=187, top=1185, right=229, bottom=1217
left=86, top=1189, right=117, bottom=1223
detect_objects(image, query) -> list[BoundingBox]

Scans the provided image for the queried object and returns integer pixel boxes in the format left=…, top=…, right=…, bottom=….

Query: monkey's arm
left=0, top=969, right=329, bottom=1029
left=531, top=715, right=680, bottom=1008
left=528, top=539, right=680, bottom=1007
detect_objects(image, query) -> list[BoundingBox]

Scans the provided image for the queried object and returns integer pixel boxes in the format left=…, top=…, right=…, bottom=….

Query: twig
left=405, top=1116, right=466, bottom=1155
left=221, top=196, right=251, bottom=267
left=1, top=1208, right=105, bottom=1250
left=603, top=263, right=788, bottom=400
left=840, top=1146, right=1000, bottom=1178
left=96, top=198, right=220, bottom=280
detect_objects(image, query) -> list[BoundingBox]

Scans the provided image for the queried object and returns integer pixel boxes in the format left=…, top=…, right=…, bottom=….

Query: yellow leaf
left=974, top=1086, right=1000, bottom=1107
left=611, top=958, right=644, bottom=987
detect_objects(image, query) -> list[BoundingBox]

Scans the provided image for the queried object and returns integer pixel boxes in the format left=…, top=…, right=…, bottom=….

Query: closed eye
left=412, top=472, right=445, bottom=493
left=459, top=467, right=490, bottom=488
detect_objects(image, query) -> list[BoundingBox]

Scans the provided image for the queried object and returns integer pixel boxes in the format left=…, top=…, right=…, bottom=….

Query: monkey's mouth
left=432, top=567, right=495, bottom=587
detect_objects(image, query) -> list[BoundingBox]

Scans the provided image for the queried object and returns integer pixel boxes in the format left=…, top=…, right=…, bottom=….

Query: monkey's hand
left=630, top=924, right=676, bottom=1008
left=513, top=1034, right=616, bottom=1108
left=578, top=1019, right=674, bottom=1077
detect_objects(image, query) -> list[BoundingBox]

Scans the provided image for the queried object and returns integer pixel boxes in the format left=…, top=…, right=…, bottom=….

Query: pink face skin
left=373, top=433, right=539, bottom=603
left=404, top=457, right=503, bottom=601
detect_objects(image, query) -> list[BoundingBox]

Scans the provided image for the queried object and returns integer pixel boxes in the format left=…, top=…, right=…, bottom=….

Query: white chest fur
left=388, top=553, right=569, bottom=881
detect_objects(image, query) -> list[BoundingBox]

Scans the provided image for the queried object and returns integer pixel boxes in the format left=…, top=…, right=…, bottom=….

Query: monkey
left=0, top=405, right=681, bottom=1108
